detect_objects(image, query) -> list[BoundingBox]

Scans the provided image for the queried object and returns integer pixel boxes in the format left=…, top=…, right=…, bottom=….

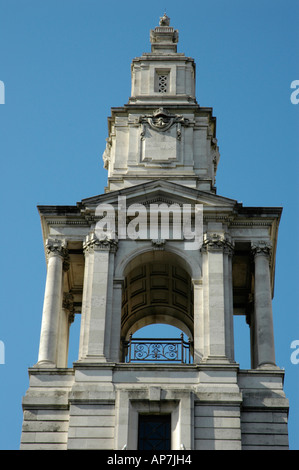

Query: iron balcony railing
left=123, top=333, right=193, bottom=364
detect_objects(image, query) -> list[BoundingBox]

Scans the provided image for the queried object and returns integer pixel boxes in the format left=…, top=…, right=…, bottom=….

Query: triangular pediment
left=80, top=180, right=238, bottom=213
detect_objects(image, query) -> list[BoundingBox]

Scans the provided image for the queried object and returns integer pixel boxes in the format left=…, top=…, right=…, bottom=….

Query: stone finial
left=150, top=14, right=178, bottom=53
left=159, top=13, right=170, bottom=26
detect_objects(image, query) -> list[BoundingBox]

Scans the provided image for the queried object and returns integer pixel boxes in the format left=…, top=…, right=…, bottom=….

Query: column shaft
left=253, top=244, right=276, bottom=367
left=79, top=233, right=117, bottom=362
left=57, top=293, right=74, bottom=368
left=78, top=244, right=94, bottom=359
left=87, top=248, right=110, bottom=358
left=207, top=250, right=226, bottom=357
left=37, top=241, right=66, bottom=366
left=192, top=280, right=203, bottom=362
left=201, top=233, right=234, bottom=362
left=109, top=279, right=123, bottom=362
left=223, top=247, right=234, bottom=361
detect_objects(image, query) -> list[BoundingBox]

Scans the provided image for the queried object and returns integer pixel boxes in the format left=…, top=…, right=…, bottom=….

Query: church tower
left=21, top=15, right=289, bottom=450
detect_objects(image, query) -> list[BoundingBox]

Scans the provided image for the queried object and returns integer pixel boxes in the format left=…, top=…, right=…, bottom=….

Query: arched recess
left=120, top=250, right=194, bottom=355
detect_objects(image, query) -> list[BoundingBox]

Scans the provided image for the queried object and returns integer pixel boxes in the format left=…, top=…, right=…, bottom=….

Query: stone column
left=79, top=233, right=117, bottom=362
left=252, top=241, right=276, bottom=368
left=192, top=279, right=204, bottom=363
left=109, top=278, right=124, bottom=362
left=78, top=234, right=94, bottom=360
left=223, top=240, right=235, bottom=361
left=201, top=233, right=234, bottom=362
left=37, top=239, right=68, bottom=367
left=56, top=292, right=74, bottom=368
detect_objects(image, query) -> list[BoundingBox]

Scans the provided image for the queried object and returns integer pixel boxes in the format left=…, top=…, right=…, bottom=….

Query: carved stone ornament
left=63, top=292, right=75, bottom=323
left=151, top=238, right=166, bottom=250
left=137, top=108, right=189, bottom=140
left=83, top=232, right=118, bottom=253
left=63, top=253, right=70, bottom=272
left=159, top=13, right=170, bottom=26
left=102, top=139, right=112, bottom=169
left=211, top=138, right=220, bottom=172
left=251, top=241, right=272, bottom=257
left=201, top=233, right=234, bottom=254
left=46, top=239, right=68, bottom=260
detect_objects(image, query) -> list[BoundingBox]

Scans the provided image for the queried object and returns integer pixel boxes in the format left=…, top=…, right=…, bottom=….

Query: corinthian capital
left=201, top=233, right=234, bottom=254
left=251, top=240, right=272, bottom=257
left=46, top=239, right=68, bottom=259
left=83, top=232, right=118, bottom=253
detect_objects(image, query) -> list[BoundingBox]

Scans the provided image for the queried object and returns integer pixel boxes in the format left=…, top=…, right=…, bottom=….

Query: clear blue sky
left=0, top=0, right=298, bottom=450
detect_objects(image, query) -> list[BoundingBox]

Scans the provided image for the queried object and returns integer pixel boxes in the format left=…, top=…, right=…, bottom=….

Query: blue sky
left=0, top=0, right=298, bottom=450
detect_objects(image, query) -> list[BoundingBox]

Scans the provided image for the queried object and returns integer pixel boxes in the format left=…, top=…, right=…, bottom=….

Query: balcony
left=123, top=333, right=193, bottom=364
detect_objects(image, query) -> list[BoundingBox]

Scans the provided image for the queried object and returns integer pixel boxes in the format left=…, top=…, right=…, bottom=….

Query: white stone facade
left=21, top=15, right=289, bottom=450
left=103, top=17, right=219, bottom=193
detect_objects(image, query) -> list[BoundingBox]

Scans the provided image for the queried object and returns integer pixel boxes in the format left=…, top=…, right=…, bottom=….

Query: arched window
left=119, top=249, right=198, bottom=365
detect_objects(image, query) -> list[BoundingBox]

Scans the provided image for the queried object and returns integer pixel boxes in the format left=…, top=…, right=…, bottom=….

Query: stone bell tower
left=21, top=14, right=289, bottom=450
